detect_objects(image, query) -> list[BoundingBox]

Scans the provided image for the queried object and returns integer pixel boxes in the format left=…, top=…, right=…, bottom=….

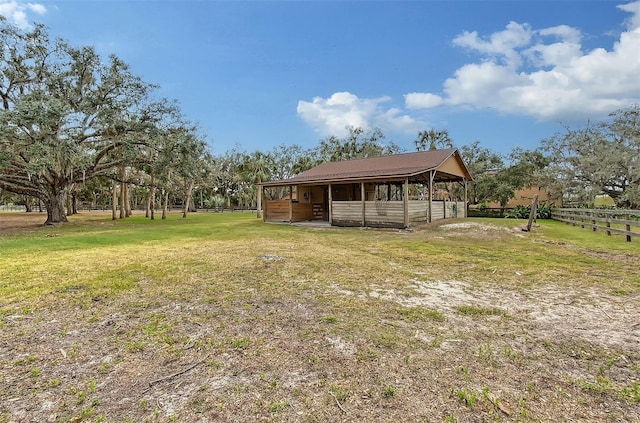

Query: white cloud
left=297, top=91, right=421, bottom=137
left=408, top=0, right=640, bottom=122
left=453, top=21, right=532, bottom=68
left=0, top=0, right=47, bottom=28
left=619, top=0, right=640, bottom=29
left=27, top=3, right=46, bottom=15
left=405, top=92, right=443, bottom=109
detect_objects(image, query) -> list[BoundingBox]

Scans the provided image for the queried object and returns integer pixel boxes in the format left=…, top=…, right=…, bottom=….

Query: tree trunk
left=66, top=193, right=73, bottom=216
left=145, top=191, right=151, bottom=218
left=112, top=183, right=117, bottom=220
left=162, top=189, right=169, bottom=219
left=149, top=177, right=156, bottom=220
left=149, top=185, right=156, bottom=220
left=119, top=181, right=125, bottom=219
left=125, top=183, right=132, bottom=217
left=72, top=192, right=78, bottom=214
left=44, top=189, right=68, bottom=225
left=24, top=196, right=33, bottom=213
left=183, top=180, right=195, bottom=218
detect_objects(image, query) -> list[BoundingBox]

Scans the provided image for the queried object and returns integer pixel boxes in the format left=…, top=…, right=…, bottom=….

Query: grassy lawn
left=1, top=212, right=639, bottom=422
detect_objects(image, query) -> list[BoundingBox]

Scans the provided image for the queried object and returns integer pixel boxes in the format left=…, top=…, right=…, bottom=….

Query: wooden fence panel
left=365, top=201, right=404, bottom=226
left=332, top=201, right=362, bottom=226
left=408, top=201, right=429, bottom=223
left=551, top=208, right=640, bottom=242
left=432, top=202, right=445, bottom=220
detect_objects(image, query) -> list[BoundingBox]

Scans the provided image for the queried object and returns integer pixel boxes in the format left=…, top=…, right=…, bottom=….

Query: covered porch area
left=261, top=149, right=473, bottom=229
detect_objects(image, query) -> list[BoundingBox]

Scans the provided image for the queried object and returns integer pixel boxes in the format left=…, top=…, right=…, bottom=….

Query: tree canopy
left=0, top=19, right=203, bottom=223
left=541, top=105, right=639, bottom=208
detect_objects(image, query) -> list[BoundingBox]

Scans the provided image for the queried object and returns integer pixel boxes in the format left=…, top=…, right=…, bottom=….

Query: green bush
left=505, top=203, right=553, bottom=220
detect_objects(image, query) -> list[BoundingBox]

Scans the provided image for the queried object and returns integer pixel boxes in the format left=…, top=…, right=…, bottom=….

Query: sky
left=1, top=0, right=639, bottom=157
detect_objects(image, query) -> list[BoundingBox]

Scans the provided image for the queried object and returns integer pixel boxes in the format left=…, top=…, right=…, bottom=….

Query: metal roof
left=262, top=148, right=473, bottom=187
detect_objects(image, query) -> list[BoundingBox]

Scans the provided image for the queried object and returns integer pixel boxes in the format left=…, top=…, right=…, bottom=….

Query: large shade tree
left=0, top=20, right=175, bottom=224
left=541, top=106, right=639, bottom=208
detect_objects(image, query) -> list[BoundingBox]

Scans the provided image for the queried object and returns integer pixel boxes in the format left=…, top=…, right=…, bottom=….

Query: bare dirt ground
left=0, top=212, right=49, bottom=235
left=1, top=218, right=639, bottom=422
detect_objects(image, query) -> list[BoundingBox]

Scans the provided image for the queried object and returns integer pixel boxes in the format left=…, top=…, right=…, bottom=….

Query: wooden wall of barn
left=264, top=200, right=314, bottom=222
left=266, top=199, right=466, bottom=227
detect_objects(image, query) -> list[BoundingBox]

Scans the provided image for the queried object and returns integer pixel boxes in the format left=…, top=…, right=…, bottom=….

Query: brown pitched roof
left=263, top=148, right=472, bottom=186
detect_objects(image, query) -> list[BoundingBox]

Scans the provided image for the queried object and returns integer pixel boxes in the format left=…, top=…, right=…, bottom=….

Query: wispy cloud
left=0, top=0, right=47, bottom=29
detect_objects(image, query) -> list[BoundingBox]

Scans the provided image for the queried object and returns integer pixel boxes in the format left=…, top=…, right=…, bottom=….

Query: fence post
left=627, top=224, right=632, bottom=242
left=606, top=220, right=611, bottom=236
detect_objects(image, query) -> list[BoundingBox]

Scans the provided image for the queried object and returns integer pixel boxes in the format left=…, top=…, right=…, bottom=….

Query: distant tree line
left=1, top=20, right=638, bottom=225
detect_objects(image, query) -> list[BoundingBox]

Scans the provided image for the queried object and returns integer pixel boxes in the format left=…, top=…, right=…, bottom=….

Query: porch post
left=257, top=184, right=263, bottom=219
left=464, top=179, right=468, bottom=218
left=361, top=182, right=366, bottom=227
left=288, top=186, right=293, bottom=222
left=328, top=184, right=333, bottom=225
left=403, top=178, right=409, bottom=228
left=428, top=170, right=435, bottom=223
left=261, top=185, right=266, bottom=222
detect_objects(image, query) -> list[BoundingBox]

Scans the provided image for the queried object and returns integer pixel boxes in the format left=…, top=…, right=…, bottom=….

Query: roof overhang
left=262, top=148, right=473, bottom=187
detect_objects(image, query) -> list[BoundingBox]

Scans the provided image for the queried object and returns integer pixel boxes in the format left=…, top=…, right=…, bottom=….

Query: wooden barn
left=260, top=148, right=473, bottom=229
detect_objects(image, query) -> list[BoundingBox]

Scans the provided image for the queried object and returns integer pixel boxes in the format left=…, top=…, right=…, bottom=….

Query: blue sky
left=2, top=0, right=639, bottom=156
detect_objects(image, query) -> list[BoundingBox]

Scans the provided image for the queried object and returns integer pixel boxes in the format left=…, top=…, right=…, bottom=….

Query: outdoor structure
left=261, top=148, right=473, bottom=229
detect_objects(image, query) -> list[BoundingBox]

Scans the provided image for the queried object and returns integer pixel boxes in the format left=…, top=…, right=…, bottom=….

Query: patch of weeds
left=49, top=378, right=61, bottom=387
left=611, top=288, right=632, bottom=296
left=268, top=401, right=289, bottom=412
left=372, top=330, right=400, bottom=349
left=70, top=343, right=79, bottom=358
left=622, top=381, right=640, bottom=403
left=79, top=406, right=95, bottom=419
left=456, top=366, right=470, bottom=382
left=396, top=306, right=446, bottom=322
left=430, top=337, right=443, bottom=348
left=307, top=354, right=321, bottom=365
left=478, top=342, right=496, bottom=364
left=189, top=396, right=206, bottom=413
left=451, top=386, right=477, bottom=408
left=230, top=337, right=251, bottom=350
left=14, top=355, right=37, bottom=366
left=455, top=305, right=507, bottom=318
left=30, top=367, right=41, bottom=377
left=382, top=384, right=396, bottom=398
left=125, top=340, right=146, bottom=353
left=207, top=358, right=222, bottom=371
left=356, top=347, right=379, bottom=361
left=329, top=384, right=349, bottom=402
left=574, top=376, right=614, bottom=396
left=518, top=397, right=530, bottom=419
left=503, top=343, right=524, bottom=363
left=75, top=390, right=87, bottom=405
left=322, top=315, right=338, bottom=323
left=444, top=415, right=458, bottom=423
